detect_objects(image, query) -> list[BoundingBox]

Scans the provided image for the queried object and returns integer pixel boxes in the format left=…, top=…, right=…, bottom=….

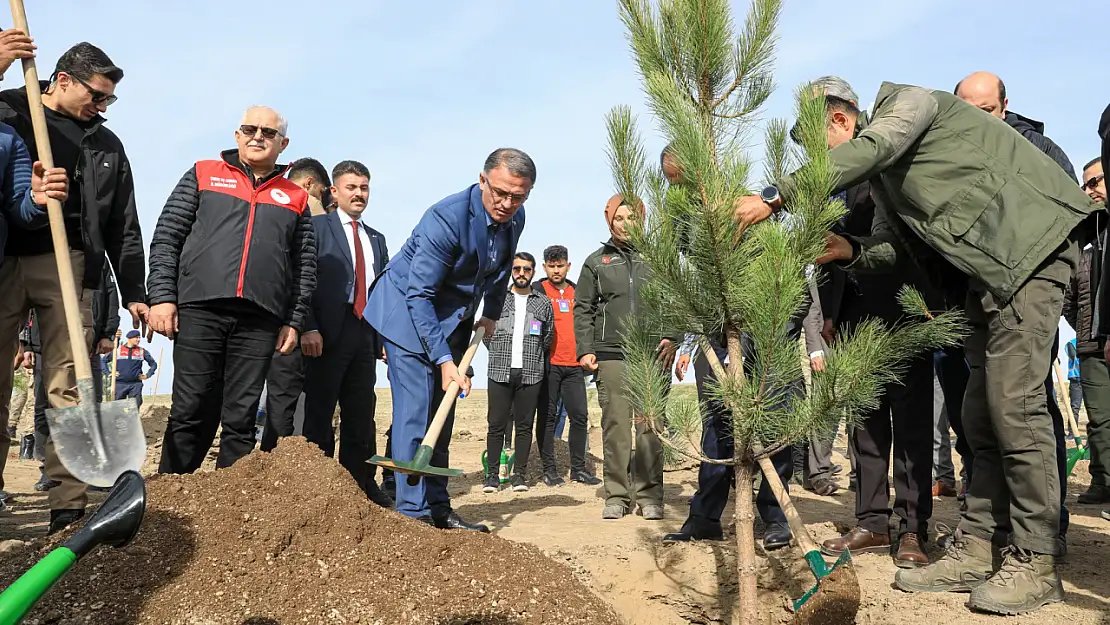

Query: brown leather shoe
left=894, top=533, right=929, bottom=569
left=820, top=526, right=891, bottom=556
left=931, top=480, right=957, bottom=498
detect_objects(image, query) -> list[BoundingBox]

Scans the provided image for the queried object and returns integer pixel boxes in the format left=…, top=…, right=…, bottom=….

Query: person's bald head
left=955, top=71, right=1008, bottom=119
left=234, top=105, right=290, bottom=176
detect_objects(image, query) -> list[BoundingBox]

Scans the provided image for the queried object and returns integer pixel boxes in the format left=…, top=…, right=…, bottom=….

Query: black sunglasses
left=512, top=265, right=534, bottom=274
left=65, top=73, right=117, bottom=106
left=1083, top=173, right=1105, bottom=192
left=239, top=124, right=282, bottom=140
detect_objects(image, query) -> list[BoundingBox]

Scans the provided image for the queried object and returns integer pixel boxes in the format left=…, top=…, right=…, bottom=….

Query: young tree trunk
left=733, top=456, right=760, bottom=625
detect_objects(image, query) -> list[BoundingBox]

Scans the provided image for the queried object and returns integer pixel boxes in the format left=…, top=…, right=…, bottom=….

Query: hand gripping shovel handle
left=421, top=326, right=485, bottom=449
left=398, top=327, right=485, bottom=486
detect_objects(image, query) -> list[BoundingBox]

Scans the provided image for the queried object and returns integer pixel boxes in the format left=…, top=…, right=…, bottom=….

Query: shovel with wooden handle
left=754, top=447, right=859, bottom=624
left=367, top=327, right=485, bottom=484
left=9, top=0, right=146, bottom=488
left=109, top=329, right=121, bottom=400
left=1053, top=361, right=1089, bottom=475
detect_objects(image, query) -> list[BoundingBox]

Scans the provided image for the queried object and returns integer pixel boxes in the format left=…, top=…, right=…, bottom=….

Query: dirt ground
left=3, top=390, right=1109, bottom=624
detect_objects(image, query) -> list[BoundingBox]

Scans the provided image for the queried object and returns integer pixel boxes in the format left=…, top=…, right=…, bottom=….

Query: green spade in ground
left=0, top=471, right=146, bottom=625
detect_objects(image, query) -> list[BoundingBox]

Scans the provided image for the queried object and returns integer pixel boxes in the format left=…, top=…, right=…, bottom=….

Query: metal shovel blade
left=368, top=445, right=464, bottom=486
left=45, top=381, right=146, bottom=488
left=793, top=549, right=860, bottom=624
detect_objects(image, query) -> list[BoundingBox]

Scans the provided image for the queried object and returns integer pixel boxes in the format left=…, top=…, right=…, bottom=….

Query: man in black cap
left=111, top=329, right=156, bottom=410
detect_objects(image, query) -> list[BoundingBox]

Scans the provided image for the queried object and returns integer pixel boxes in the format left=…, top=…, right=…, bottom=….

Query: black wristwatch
left=760, top=185, right=781, bottom=213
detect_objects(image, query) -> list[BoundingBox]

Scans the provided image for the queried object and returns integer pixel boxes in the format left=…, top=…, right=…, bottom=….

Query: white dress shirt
left=336, top=209, right=377, bottom=304
left=510, top=292, right=529, bottom=369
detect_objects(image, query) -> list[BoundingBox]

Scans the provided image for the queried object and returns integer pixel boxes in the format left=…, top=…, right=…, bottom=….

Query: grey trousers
left=933, top=372, right=956, bottom=488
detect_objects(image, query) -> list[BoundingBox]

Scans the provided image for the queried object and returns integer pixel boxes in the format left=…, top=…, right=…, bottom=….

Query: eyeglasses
left=512, top=266, right=534, bottom=274
left=239, top=124, right=282, bottom=140
left=66, top=73, right=117, bottom=106
left=1083, top=173, right=1105, bottom=192
left=483, top=176, right=530, bottom=205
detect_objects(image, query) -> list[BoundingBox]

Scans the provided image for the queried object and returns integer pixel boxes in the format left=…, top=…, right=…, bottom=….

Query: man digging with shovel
left=365, top=148, right=534, bottom=532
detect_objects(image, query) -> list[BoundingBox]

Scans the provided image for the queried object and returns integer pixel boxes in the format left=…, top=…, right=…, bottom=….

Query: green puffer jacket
left=573, top=239, right=650, bottom=360
left=789, top=82, right=1104, bottom=300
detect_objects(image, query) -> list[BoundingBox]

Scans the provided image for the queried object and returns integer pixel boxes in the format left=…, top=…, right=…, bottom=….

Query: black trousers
left=537, top=364, right=590, bottom=475
left=1045, top=331, right=1070, bottom=537
left=261, top=347, right=304, bottom=452
left=302, top=308, right=379, bottom=490
left=682, top=339, right=796, bottom=528
left=159, top=301, right=280, bottom=474
left=487, top=368, right=542, bottom=477
left=852, top=352, right=934, bottom=538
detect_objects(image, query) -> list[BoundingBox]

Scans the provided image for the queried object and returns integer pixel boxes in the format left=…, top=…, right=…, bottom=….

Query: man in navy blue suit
left=365, top=148, right=534, bottom=532
left=302, top=160, right=392, bottom=507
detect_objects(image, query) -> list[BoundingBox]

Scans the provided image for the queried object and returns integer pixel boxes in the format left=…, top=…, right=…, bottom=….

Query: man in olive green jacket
left=735, top=78, right=1103, bottom=616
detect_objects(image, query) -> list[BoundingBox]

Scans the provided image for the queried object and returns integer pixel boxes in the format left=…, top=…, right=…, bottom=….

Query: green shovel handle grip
left=0, top=547, right=77, bottom=625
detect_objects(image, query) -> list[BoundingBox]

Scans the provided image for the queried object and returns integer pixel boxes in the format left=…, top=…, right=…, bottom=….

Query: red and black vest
left=176, top=151, right=309, bottom=322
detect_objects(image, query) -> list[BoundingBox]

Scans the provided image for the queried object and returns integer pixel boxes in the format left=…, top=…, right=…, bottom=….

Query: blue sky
left=20, top=0, right=1104, bottom=391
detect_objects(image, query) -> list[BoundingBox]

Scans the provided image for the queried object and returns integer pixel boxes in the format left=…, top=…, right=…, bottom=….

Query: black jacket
left=1004, top=111, right=1077, bottom=182
left=0, top=84, right=146, bottom=305
left=1095, top=104, right=1110, bottom=337
left=1065, top=242, right=1103, bottom=356
left=147, top=150, right=317, bottom=330
left=22, top=260, right=120, bottom=353
left=821, top=181, right=951, bottom=327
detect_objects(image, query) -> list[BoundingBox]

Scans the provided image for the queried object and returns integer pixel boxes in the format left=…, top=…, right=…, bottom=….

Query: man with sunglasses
left=148, top=105, right=316, bottom=475
left=0, top=41, right=147, bottom=534
left=1068, top=157, right=1110, bottom=507
left=365, top=148, right=534, bottom=532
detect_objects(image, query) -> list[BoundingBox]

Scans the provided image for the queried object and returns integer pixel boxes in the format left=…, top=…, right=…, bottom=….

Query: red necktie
left=351, top=221, right=367, bottom=319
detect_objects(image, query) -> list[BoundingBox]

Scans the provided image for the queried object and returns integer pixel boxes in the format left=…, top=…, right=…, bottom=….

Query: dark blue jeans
left=681, top=339, right=797, bottom=530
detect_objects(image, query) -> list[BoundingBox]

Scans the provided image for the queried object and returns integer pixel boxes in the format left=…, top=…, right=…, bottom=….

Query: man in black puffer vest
left=147, top=105, right=316, bottom=474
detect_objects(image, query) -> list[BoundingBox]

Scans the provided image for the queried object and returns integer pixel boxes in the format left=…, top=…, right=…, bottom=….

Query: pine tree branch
left=644, top=413, right=735, bottom=466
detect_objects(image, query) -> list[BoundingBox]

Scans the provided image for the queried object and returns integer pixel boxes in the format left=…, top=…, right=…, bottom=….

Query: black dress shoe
left=663, top=520, right=724, bottom=543
left=432, top=510, right=490, bottom=533
left=762, top=522, right=793, bottom=551
left=365, top=483, right=394, bottom=508
left=571, top=470, right=601, bottom=486
left=48, top=508, right=85, bottom=535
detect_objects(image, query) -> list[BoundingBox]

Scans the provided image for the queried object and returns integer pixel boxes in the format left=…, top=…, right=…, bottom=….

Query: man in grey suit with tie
left=301, top=160, right=391, bottom=506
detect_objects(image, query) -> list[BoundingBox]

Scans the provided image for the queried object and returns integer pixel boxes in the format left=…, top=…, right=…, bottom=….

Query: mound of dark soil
left=0, top=438, right=619, bottom=624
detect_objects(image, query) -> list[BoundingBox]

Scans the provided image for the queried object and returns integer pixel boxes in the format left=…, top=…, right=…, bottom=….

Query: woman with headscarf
left=573, top=194, right=675, bottom=520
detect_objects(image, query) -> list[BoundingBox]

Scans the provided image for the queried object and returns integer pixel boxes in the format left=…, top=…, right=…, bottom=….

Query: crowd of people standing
left=0, top=27, right=1109, bottom=622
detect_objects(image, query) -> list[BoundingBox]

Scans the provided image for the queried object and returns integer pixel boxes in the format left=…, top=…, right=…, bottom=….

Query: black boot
left=48, top=508, right=85, bottom=535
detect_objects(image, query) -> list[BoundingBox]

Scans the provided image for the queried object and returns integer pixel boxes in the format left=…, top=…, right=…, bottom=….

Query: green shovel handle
left=0, top=547, right=77, bottom=625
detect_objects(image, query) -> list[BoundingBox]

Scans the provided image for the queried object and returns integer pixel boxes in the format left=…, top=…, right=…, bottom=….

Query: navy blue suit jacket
left=306, top=210, right=388, bottom=346
left=364, top=184, right=524, bottom=363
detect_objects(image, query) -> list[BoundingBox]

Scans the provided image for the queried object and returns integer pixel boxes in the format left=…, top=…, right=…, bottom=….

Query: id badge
left=558, top=299, right=570, bottom=313
left=529, top=320, right=543, bottom=336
